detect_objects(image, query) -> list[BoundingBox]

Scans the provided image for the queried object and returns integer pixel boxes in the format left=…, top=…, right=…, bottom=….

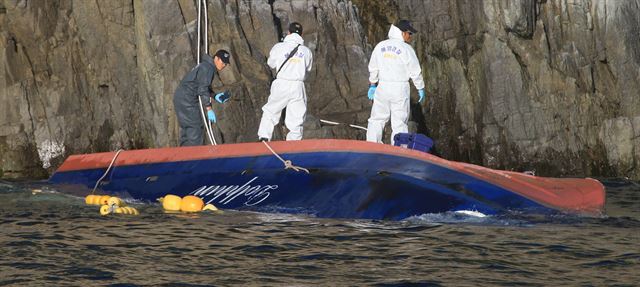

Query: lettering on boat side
left=189, top=176, right=278, bottom=206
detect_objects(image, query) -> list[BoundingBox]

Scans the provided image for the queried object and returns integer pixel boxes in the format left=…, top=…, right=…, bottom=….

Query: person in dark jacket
left=173, top=49, right=231, bottom=146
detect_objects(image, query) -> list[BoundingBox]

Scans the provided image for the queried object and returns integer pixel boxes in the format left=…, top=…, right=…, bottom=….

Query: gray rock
left=0, top=0, right=638, bottom=180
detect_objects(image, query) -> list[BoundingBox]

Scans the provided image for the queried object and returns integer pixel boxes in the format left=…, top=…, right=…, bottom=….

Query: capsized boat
left=48, top=140, right=605, bottom=220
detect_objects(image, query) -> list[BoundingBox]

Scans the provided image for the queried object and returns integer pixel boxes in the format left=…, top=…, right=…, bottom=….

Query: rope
left=196, top=0, right=201, bottom=64
left=319, top=119, right=367, bottom=131
left=203, top=0, right=208, bottom=53
left=208, top=121, right=217, bottom=145
left=91, top=149, right=124, bottom=194
left=196, top=0, right=216, bottom=146
left=198, top=96, right=217, bottom=145
left=261, top=141, right=309, bottom=173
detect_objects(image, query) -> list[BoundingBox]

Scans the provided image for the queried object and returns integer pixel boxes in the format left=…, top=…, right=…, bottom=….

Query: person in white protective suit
left=257, top=22, right=313, bottom=141
left=366, top=20, right=425, bottom=145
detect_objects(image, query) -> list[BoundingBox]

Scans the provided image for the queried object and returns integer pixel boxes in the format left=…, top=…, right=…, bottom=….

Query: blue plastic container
left=393, top=133, right=434, bottom=153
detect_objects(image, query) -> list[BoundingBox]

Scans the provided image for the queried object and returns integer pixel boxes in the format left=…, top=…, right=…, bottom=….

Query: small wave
left=454, top=210, right=487, bottom=217
left=402, top=211, right=527, bottom=225
left=255, top=212, right=314, bottom=223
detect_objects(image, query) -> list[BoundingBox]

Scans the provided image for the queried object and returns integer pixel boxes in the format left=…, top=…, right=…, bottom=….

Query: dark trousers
left=174, top=96, right=204, bottom=146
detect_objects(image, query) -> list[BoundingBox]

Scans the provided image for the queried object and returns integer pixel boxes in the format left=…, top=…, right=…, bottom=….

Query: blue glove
left=418, top=89, right=425, bottom=103
left=367, top=84, right=377, bottom=100
left=207, top=109, right=216, bottom=123
left=215, top=91, right=231, bottom=103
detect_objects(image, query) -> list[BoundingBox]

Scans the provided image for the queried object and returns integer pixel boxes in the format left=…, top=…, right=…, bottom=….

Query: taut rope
left=261, top=141, right=309, bottom=173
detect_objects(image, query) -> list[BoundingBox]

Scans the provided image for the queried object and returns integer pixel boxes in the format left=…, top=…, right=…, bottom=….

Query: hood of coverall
left=387, top=24, right=404, bottom=41
left=283, top=32, right=305, bottom=45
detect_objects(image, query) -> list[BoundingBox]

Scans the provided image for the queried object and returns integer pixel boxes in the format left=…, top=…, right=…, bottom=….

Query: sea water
left=0, top=179, right=638, bottom=286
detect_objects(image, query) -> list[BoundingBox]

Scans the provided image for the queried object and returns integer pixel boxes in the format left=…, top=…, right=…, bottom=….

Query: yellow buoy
left=85, top=194, right=103, bottom=205
left=202, top=204, right=219, bottom=212
left=107, top=196, right=125, bottom=207
left=100, top=205, right=139, bottom=215
left=160, top=194, right=182, bottom=211
left=180, top=195, right=204, bottom=212
left=100, top=205, right=112, bottom=215
left=158, top=195, right=220, bottom=213
left=99, top=195, right=111, bottom=205
left=86, top=195, right=125, bottom=207
left=114, top=206, right=139, bottom=215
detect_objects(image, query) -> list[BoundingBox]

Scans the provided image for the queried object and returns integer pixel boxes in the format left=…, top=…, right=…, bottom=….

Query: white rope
left=319, top=119, right=367, bottom=131
left=208, top=122, right=217, bottom=145
left=196, top=0, right=201, bottom=64
left=196, top=0, right=216, bottom=146
left=91, top=149, right=123, bottom=194
left=203, top=0, right=208, bottom=53
left=261, top=141, right=309, bottom=173
left=198, top=96, right=217, bottom=145
left=202, top=0, right=216, bottom=145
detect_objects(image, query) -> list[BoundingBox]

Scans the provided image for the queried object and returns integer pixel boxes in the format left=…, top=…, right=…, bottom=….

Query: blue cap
left=396, top=20, right=417, bottom=33
left=214, top=49, right=231, bottom=64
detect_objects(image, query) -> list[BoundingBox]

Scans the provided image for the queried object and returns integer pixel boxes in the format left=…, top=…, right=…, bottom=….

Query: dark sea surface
left=0, top=179, right=638, bottom=286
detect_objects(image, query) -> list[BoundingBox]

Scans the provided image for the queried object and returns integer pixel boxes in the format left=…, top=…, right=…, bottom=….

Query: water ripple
left=0, top=180, right=638, bottom=285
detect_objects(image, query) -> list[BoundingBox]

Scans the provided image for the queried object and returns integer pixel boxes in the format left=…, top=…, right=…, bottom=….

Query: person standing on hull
left=173, top=50, right=231, bottom=146
left=366, top=20, right=425, bottom=145
left=257, top=22, right=313, bottom=141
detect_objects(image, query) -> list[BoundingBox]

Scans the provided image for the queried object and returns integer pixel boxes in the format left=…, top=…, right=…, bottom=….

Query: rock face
left=388, top=0, right=640, bottom=178
left=1, top=0, right=639, bottom=180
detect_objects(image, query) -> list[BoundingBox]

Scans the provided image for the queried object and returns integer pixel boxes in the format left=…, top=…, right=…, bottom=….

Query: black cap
left=214, top=49, right=231, bottom=64
left=396, top=20, right=417, bottom=33
left=289, top=22, right=303, bottom=35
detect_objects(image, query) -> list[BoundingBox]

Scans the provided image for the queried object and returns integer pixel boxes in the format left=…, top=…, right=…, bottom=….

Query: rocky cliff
left=1, top=0, right=639, bottom=180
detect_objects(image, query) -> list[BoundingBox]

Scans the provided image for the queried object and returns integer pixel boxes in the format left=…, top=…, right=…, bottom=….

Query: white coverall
left=257, top=33, right=313, bottom=141
left=366, top=24, right=425, bottom=145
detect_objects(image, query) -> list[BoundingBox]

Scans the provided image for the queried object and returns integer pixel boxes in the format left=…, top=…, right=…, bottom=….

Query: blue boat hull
left=50, top=150, right=558, bottom=220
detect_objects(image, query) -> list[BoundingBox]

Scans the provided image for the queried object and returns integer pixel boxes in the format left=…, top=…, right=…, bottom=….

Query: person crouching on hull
left=257, top=22, right=313, bottom=141
left=366, top=20, right=425, bottom=145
